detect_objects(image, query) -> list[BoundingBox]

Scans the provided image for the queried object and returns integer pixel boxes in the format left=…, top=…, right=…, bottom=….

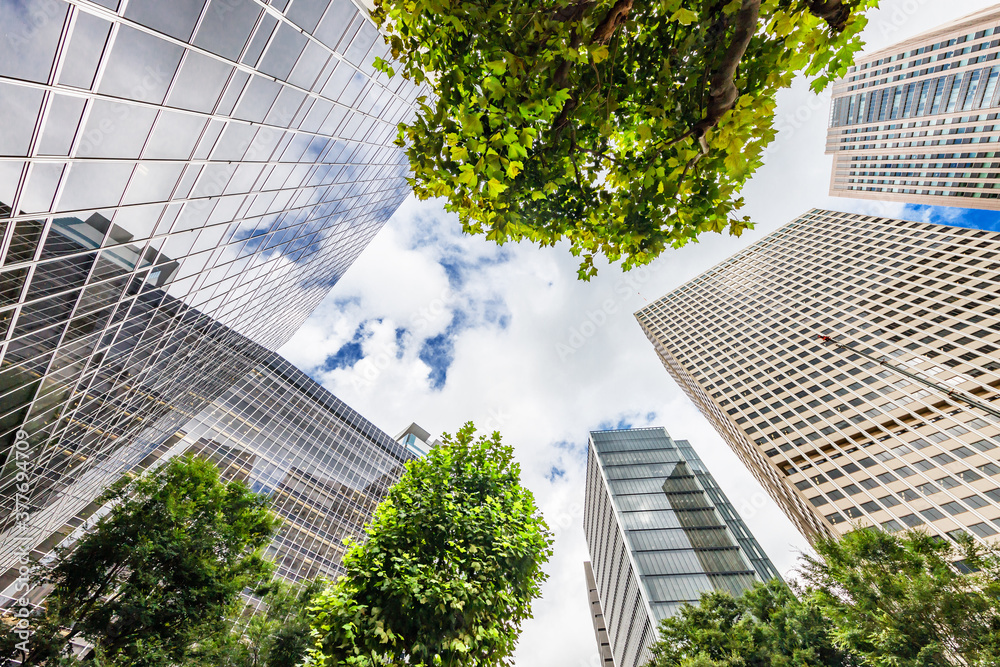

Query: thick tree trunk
left=690, top=0, right=761, bottom=138
left=806, top=0, right=849, bottom=32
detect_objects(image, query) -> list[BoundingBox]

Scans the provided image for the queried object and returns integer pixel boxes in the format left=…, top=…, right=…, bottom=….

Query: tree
left=306, top=423, right=553, bottom=667
left=190, top=578, right=326, bottom=667
left=801, top=528, right=1000, bottom=667
left=372, top=0, right=878, bottom=279
left=647, top=578, right=853, bottom=667
left=0, top=455, right=278, bottom=667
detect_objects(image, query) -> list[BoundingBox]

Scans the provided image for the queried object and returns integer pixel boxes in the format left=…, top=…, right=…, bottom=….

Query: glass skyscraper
left=583, top=427, right=780, bottom=667
left=0, top=342, right=416, bottom=604
left=827, top=6, right=1000, bottom=208
left=637, top=209, right=1000, bottom=545
left=0, top=0, right=424, bottom=571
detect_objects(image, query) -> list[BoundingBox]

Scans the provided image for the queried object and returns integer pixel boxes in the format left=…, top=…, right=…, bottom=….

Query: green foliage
left=190, top=579, right=326, bottom=667
left=307, top=422, right=553, bottom=667
left=0, top=455, right=278, bottom=667
left=648, top=578, right=852, bottom=667
left=801, top=528, right=1000, bottom=667
left=648, top=529, right=1000, bottom=667
left=373, top=0, right=878, bottom=278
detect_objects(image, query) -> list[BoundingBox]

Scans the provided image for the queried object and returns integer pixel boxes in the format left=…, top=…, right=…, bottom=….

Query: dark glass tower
left=0, top=0, right=423, bottom=569
left=583, top=427, right=780, bottom=667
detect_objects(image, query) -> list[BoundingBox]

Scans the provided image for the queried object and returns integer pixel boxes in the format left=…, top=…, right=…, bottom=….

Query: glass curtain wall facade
left=827, top=6, right=1000, bottom=208
left=583, top=428, right=780, bottom=667
left=0, top=0, right=423, bottom=569
left=0, top=346, right=415, bottom=601
left=637, top=209, right=1000, bottom=545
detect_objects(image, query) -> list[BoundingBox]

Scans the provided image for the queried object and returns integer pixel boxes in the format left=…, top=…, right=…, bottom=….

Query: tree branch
left=690, top=0, right=761, bottom=138
left=590, top=0, right=635, bottom=45
left=805, top=0, right=849, bottom=33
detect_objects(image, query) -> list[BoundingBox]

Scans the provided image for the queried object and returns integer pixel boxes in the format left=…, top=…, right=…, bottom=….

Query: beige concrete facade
left=826, top=6, right=1000, bottom=209
left=637, top=210, right=1000, bottom=550
left=584, top=561, right=616, bottom=667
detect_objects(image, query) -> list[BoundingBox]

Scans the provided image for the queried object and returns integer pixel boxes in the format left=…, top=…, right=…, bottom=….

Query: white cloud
left=278, top=0, right=1000, bottom=663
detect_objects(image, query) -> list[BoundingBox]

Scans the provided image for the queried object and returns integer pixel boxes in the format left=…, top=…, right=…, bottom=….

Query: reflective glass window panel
left=0, top=0, right=68, bottom=83
left=313, top=0, right=357, bottom=50
left=193, top=0, right=261, bottom=61
left=144, top=111, right=206, bottom=160
left=621, top=511, right=681, bottom=530
left=258, top=22, right=307, bottom=80
left=166, top=52, right=233, bottom=113
left=124, top=0, right=206, bottom=41
left=37, top=94, right=87, bottom=156
left=59, top=162, right=133, bottom=211
left=58, top=11, right=112, bottom=89
left=77, top=100, right=158, bottom=159
left=19, top=163, right=64, bottom=214
left=0, top=82, right=44, bottom=156
left=98, top=26, right=183, bottom=104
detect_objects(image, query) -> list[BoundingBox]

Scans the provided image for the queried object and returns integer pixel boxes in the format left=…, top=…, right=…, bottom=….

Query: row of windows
left=637, top=211, right=1000, bottom=543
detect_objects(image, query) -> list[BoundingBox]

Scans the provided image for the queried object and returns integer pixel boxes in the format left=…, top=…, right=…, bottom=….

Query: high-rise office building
left=0, top=0, right=423, bottom=566
left=637, top=209, right=1000, bottom=545
left=826, top=6, right=1000, bottom=208
left=0, top=343, right=415, bottom=605
left=583, top=428, right=780, bottom=667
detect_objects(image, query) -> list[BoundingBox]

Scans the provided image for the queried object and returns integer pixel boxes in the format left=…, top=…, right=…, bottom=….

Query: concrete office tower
left=583, top=561, right=615, bottom=667
left=636, top=209, right=1000, bottom=545
left=0, top=0, right=423, bottom=567
left=583, top=428, right=780, bottom=667
left=826, top=6, right=1000, bottom=208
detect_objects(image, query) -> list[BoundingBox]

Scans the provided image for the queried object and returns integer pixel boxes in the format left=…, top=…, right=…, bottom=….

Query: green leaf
left=670, top=7, right=698, bottom=25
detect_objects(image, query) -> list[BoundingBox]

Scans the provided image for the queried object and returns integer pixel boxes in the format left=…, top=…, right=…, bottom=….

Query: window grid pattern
left=825, top=6, right=1000, bottom=208
left=0, top=348, right=413, bottom=602
left=0, top=0, right=422, bottom=569
left=583, top=427, right=779, bottom=667
left=636, top=209, right=1000, bottom=545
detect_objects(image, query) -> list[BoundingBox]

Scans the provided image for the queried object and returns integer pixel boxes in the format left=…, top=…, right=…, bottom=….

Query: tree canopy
left=647, top=578, right=852, bottom=667
left=801, top=528, right=1000, bottom=667
left=646, top=528, right=1000, bottom=667
left=306, top=423, right=553, bottom=667
left=373, top=0, right=877, bottom=278
left=190, top=578, right=326, bottom=667
left=0, top=455, right=278, bottom=667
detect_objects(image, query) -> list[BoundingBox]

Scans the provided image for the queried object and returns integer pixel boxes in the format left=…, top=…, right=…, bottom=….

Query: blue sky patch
left=545, top=465, right=567, bottom=482
left=597, top=416, right=634, bottom=431
left=322, top=321, right=373, bottom=371
left=900, top=204, right=1000, bottom=232
left=418, top=310, right=467, bottom=390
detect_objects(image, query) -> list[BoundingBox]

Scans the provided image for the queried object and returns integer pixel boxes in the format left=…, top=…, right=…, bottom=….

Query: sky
left=278, top=1, right=1000, bottom=665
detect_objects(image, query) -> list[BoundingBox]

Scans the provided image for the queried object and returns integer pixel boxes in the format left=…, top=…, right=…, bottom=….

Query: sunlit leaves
left=373, top=0, right=877, bottom=278
left=306, top=424, right=553, bottom=667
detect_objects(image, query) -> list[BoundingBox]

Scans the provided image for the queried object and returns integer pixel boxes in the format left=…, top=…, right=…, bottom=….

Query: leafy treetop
left=373, top=0, right=877, bottom=278
left=1, top=455, right=278, bottom=667
left=306, top=422, right=553, bottom=667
